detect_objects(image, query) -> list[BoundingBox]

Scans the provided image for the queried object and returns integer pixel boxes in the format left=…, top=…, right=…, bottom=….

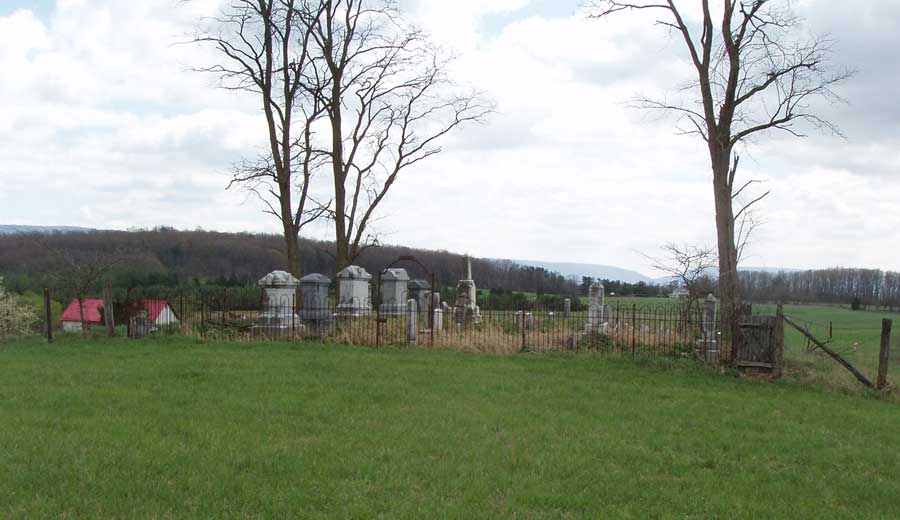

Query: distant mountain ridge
left=0, top=225, right=804, bottom=285
left=514, top=260, right=655, bottom=284
left=516, top=260, right=804, bottom=285
left=0, top=225, right=95, bottom=234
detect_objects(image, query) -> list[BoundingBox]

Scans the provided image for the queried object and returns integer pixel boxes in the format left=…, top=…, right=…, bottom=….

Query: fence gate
left=737, top=315, right=783, bottom=375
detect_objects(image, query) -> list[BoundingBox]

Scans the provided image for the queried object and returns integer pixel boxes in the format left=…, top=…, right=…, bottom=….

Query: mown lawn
left=2, top=335, right=900, bottom=518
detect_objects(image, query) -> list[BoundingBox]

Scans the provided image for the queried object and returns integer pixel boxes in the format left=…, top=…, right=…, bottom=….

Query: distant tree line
left=0, top=229, right=590, bottom=303
left=741, top=269, right=900, bottom=310
left=578, top=277, right=667, bottom=299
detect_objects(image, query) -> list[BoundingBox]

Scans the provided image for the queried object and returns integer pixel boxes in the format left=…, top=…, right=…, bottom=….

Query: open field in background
left=753, top=303, right=899, bottom=394
left=2, top=335, right=900, bottom=517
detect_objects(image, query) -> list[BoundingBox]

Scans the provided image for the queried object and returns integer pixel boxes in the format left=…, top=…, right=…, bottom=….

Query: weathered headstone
left=702, top=293, right=718, bottom=354
left=336, top=265, right=372, bottom=316
left=299, top=273, right=332, bottom=324
left=406, top=299, right=417, bottom=344
left=585, top=281, right=606, bottom=333
left=432, top=292, right=441, bottom=311
left=516, top=311, right=535, bottom=332
left=408, top=279, right=431, bottom=313
left=129, top=310, right=152, bottom=339
left=433, top=308, right=443, bottom=332
left=258, top=270, right=302, bottom=329
left=380, top=268, right=410, bottom=315
left=563, top=298, right=571, bottom=318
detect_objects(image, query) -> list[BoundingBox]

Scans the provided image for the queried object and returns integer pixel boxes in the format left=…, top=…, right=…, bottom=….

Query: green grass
left=754, top=303, right=899, bottom=392
left=2, top=335, right=900, bottom=517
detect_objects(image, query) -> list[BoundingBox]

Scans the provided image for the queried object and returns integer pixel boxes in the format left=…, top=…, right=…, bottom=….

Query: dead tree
left=304, top=0, right=493, bottom=273
left=645, top=243, right=717, bottom=324
left=590, top=0, right=852, bottom=364
left=52, top=249, right=121, bottom=336
left=191, top=0, right=329, bottom=277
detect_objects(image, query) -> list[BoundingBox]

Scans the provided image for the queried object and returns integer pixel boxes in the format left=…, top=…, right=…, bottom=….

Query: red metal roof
left=60, top=299, right=172, bottom=323
left=142, top=300, right=171, bottom=321
left=60, top=298, right=104, bottom=323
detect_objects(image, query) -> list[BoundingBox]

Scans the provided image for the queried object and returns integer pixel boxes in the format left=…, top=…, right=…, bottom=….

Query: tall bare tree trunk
left=712, top=152, right=742, bottom=363
left=283, top=227, right=301, bottom=278
left=329, top=72, right=349, bottom=275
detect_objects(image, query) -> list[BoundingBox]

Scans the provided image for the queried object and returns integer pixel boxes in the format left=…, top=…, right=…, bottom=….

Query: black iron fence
left=138, top=292, right=724, bottom=362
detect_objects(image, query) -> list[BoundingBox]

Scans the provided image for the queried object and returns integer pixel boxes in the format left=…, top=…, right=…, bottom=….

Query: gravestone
left=585, top=281, right=606, bottom=333
left=380, top=268, right=410, bottom=315
left=701, top=293, right=718, bottom=355
left=454, top=255, right=481, bottom=324
left=129, top=310, right=152, bottom=339
left=336, top=265, right=372, bottom=316
left=563, top=298, right=571, bottom=318
left=516, top=311, right=535, bottom=332
left=257, top=270, right=302, bottom=329
left=299, top=273, right=332, bottom=324
left=432, top=292, right=441, bottom=314
left=406, top=299, right=417, bottom=344
left=433, top=308, right=443, bottom=332
left=408, top=279, right=431, bottom=312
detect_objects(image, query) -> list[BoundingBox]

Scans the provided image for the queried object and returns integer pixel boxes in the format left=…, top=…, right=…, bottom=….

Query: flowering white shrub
left=0, top=277, right=38, bottom=339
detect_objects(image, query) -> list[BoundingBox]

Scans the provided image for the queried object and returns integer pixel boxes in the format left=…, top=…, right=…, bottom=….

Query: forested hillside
left=0, top=228, right=586, bottom=297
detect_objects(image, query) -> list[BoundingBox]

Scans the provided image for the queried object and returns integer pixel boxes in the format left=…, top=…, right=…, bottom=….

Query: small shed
left=60, top=298, right=178, bottom=332
left=60, top=298, right=105, bottom=332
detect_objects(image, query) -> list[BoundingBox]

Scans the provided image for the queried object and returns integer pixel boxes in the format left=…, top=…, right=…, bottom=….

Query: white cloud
left=1, top=0, right=898, bottom=276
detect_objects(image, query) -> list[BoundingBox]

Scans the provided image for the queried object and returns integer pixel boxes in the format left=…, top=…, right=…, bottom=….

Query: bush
left=0, top=277, right=38, bottom=339
left=851, top=297, right=862, bottom=311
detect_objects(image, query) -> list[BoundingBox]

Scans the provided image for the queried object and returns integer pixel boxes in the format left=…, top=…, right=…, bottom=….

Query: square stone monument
left=257, top=270, right=302, bottom=329
left=336, top=265, right=372, bottom=316
left=299, top=273, right=332, bottom=324
left=379, top=268, right=410, bottom=315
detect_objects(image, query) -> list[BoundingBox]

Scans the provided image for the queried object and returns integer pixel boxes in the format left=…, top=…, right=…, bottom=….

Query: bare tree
left=52, top=249, right=122, bottom=336
left=645, top=243, right=717, bottom=319
left=304, top=0, right=493, bottom=273
left=192, top=0, right=329, bottom=277
left=590, top=0, right=851, bottom=363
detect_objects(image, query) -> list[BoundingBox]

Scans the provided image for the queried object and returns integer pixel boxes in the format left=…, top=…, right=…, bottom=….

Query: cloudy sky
left=1, top=0, right=898, bottom=275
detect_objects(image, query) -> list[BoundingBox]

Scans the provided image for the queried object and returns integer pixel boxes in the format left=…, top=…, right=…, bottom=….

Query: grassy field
left=604, top=297, right=899, bottom=394
left=2, top=335, right=900, bottom=517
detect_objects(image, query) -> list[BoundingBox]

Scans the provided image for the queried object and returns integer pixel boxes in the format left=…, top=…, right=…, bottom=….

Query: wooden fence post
left=43, top=288, right=53, bottom=343
left=877, top=319, right=892, bottom=390
left=773, top=304, right=784, bottom=379
left=103, top=283, right=115, bottom=338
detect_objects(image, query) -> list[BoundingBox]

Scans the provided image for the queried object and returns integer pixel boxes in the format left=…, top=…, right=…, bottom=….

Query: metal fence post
left=520, top=304, right=527, bottom=352
left=631, top=304, right=636, bottom=357
left=200, top=297, right=206, bottom=339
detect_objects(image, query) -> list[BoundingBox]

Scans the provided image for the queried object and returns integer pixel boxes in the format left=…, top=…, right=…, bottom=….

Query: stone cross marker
left=454, top=255, right=481, bottom=324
